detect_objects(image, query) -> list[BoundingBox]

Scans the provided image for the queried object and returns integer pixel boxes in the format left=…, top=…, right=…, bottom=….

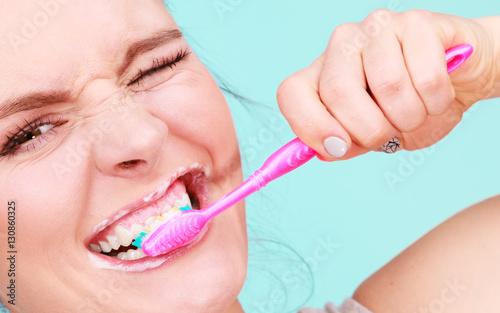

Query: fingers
left=363, top=33, right=427, bottom=132
left=278, top=9, right=465, bottom=161
left=319, top=25, right=401, bottom=151
left=402, top=100, right=463, bottom=150
left=397, top=10, right=455, bottom=116
left=277, top=55, right=355, bottom=161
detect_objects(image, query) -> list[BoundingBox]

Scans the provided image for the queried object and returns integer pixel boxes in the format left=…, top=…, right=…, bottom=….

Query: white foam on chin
left=87, top=250, right=171, bottom=272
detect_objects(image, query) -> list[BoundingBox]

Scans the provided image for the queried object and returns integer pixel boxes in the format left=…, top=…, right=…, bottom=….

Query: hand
left=277, top=9, right=499, bottom=161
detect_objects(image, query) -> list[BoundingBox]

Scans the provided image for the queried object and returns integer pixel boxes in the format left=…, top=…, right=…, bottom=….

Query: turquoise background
left=167, top=1, right=500, bottom=312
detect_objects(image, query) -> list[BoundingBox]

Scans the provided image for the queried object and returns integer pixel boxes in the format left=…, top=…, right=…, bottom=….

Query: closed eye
left=127, top=49, right=191, bottom=86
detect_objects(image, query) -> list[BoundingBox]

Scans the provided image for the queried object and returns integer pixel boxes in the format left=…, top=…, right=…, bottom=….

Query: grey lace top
left=298, top=298, right=372, bottom=313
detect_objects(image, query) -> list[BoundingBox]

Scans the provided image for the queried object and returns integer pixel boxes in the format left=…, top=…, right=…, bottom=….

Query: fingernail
left=379, top=138, right=401, bottom=154
left=323, top=136, right=347, bottom=158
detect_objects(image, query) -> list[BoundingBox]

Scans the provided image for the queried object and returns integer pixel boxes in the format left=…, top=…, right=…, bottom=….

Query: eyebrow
left=0, top=91, right=72, bottom=120
left=0, top=28, right=183, bottom=120
left=118, top=28, right=183, bottom=77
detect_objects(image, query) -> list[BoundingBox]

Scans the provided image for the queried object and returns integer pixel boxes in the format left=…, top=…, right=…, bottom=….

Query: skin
left=278, top=10, right=500, bottom=160
left=353, top=195, right=500, bottom=313
left=276, top=9, right=500, bottom=313
left=0, top=1, right=247, bottom=312
left=1, top=2, right=500, bottom=313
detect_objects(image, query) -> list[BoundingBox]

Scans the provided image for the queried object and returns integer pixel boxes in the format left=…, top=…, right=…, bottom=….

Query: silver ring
left=379, top=138, right=401, bottom=154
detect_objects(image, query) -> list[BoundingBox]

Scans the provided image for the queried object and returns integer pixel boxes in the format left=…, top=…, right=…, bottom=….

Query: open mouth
left=87, top=166, right=207, bottom=262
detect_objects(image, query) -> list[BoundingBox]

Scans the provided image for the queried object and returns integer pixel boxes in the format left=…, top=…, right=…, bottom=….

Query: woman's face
left=0, top=1, right=247, bottom=312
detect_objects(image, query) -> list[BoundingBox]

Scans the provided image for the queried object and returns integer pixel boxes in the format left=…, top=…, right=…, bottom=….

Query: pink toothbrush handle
left=209, top=138, right=316, bottom=215
left=250, top=137, right=316, bottom=188
left=141, top=138, right=317, bottom=256
left=141, top=44, right=473, bottom=257
left=201, top=137, right=316, bottom=220
left=446, top=44, right=473, bottom=73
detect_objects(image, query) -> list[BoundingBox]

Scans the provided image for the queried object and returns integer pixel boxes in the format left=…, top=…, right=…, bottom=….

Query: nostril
left=118, top=159, right=143, bottom=169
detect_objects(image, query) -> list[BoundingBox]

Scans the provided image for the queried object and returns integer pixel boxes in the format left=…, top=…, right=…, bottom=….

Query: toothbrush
left=139, top=44, right=474, bottom=257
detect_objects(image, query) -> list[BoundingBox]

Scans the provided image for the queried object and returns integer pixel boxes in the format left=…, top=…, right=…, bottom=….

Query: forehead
left=0, top=0, right=176, bottom=98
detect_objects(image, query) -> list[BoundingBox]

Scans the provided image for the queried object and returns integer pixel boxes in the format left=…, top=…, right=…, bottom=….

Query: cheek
left=0, top=145, right=90, bottom=256
left=136, top=69, right=239, bottom=167
left=0, top=153, right=91, bottom=310
left=1, top=159, right=76, bottom=238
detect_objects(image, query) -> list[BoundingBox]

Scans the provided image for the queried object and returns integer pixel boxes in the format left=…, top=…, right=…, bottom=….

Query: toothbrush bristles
left=131, top=205, right=192, bottom=249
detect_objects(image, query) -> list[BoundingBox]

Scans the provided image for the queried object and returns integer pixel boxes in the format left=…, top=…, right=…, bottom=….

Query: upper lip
left=85, top=163, right=209, bottom=247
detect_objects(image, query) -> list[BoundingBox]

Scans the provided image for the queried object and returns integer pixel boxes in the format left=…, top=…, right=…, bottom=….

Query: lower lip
left=87, top=167, right=211, bottom=271
left=87, top=219, right=212, bottom=272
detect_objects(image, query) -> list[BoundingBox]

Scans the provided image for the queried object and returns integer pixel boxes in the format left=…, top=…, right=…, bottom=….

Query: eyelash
left=127, top=48, right=191, bottom=86
left=1, top=116, right=67, bottom=157
left=0, top=50, right=189, bottom=157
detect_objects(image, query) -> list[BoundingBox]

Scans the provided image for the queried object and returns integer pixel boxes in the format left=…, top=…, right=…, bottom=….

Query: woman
left=0, top=1, right=499, bottom=312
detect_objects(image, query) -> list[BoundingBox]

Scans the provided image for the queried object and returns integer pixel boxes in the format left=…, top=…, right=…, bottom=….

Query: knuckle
left=329, top=23, right=356, bottom=43
left=396, top=107, right=427, bottom=132
left=413, top=73, right=453, bottom=115
left=400, top=9, right=434, bottom=30
left=370, top=72, right=406, bottom=96
left=277, top=76, right=301, bottom=109
left=319, top=74, right=351, bottom=108
left=404, top=9, right=434, bottom=22
left=415, top=70, right=449, bottom=92
left=362, top=9, right=393, bottom=37
left=413, top=71, right=443, bottom=93
left=365, top=8, right=391, bottom=22
left=428, top=92, right=455, bottom=116
left=357, top=127, right=387, bottom=149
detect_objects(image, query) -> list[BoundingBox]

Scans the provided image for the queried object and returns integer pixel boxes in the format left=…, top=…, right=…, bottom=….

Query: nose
left=91, top=103, right=167, bottom=178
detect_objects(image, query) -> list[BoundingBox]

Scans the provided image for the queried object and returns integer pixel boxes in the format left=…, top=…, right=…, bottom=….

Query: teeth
left=162, top=204, right=172, bottom=216
left=115, top=248, right=147, bottom=261
left=147, top=216, right=165, bottom=231
left=145, top=216, right=156, bottom=227
left=174, top=199, right=183, bottom=208
left=107, top=235, right=120, bottom=250
left=130, top=224, right=143, bottom=238
left=99, top=241, right=112, bottom=253
left=163, top=210, right=181, bottom=220
left=115, top=225, right=133, bottom=247
left=138, top=249, right=146, bottom=258
left=182, top=193, right=192, bottom=207
left=126, top=250, right=135, bottom=260
left=90, top=244, right=101, bottom=253
left=127, top=249, right=144, bottom=260
left=94, top=191, right=194, bottom=259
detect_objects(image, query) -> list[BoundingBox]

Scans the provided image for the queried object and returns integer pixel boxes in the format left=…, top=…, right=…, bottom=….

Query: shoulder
left=353, top=194, right=500, bottom=313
